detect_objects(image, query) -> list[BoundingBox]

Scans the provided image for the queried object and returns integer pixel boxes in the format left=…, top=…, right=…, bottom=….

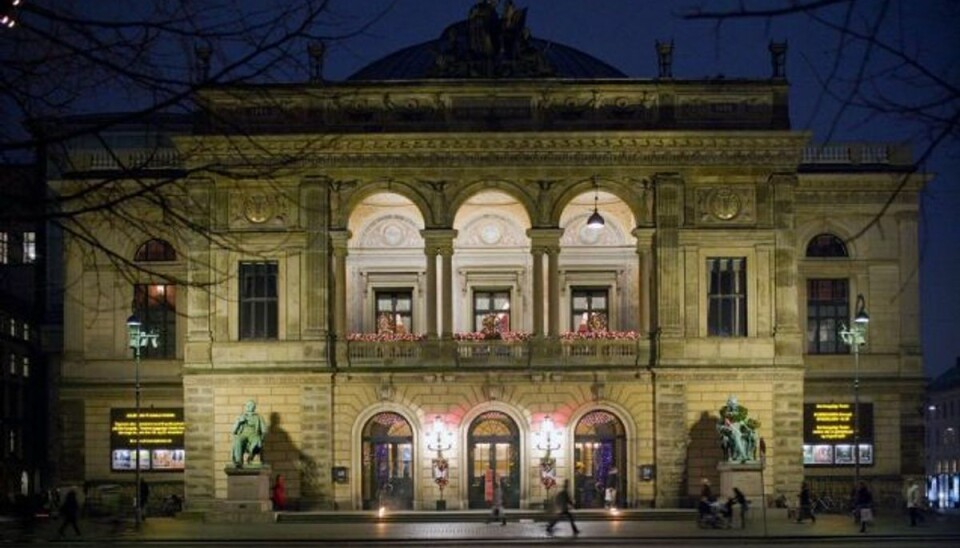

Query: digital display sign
left=803, top=403, right=874, bottom=467
left=804, top=403, right=874, bottom=443
left=110, top=408, right=185, bottom=472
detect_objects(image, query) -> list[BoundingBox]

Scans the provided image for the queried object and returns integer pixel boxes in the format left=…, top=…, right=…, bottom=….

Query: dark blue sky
left=319, top=0, right=959, bottom=378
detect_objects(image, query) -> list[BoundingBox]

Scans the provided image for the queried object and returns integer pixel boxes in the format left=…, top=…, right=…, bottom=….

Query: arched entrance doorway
left=574, top=410, right=626, bottom=508
left=361, top=412, right=414, bottom=510
left=467, top=411, right=520, bottom=509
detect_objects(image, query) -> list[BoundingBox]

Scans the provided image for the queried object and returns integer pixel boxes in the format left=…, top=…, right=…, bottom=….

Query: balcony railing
left=344, top=335, right=649, bottom=369
left=801, top=143, right=912, bottom=166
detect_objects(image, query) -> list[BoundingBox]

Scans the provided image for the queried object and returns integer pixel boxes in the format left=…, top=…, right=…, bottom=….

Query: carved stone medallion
left=709, top=188, right=742, bottom=221
left=243, top=193, right=273, bottom=224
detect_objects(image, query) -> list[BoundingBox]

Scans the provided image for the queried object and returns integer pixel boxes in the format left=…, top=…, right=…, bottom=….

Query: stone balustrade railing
left=801, top=143, right=912, bottom=166
left=345, top=338, right=648, bottom=368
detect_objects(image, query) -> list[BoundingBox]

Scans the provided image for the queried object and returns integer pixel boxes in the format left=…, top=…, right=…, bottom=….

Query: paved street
left=2, top=510, right=958, bottom=546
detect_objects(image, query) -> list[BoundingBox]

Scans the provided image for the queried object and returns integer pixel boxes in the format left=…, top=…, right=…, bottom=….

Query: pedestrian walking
left=57, top=490, right=81, bottom=538
left=486, top=476, right=507, bottom=525
left=906, top=480, right=922, bottom=527
left=796, top=481, right=816, bottom=523
left=854, top=481, right=874, bottom=533
left=725, top=487, right=748, bottom=528
left=546, top=479, right=579, bottom=536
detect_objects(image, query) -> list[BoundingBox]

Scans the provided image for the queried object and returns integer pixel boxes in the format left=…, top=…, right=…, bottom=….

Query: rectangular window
left=133, top=283, right=177, bottom=358
left=374, top=290, right=413, bottom=334
left=22, top=357, right=29, bottom=378
left=707, top=257, right=747, bottom=337
left=571, top=287, right=609, bottom=332
left=473, top=290, right=511, bottom=333
left=22, top=232, right=36, bottom=264
left=806, top=279, right=849, bottom=354
left=239, top=262, right=278, bottom=340
left=0, top=232, right=7, bottom=264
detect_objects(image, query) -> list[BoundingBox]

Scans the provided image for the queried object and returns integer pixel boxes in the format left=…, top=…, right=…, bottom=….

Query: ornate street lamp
left=838, top=294, right=869, bottom=491
left=126, top=314, right=159, bottom=526
left=535, top=415, right=562, bottom=500
left=426, top=415, right=453, bottom=510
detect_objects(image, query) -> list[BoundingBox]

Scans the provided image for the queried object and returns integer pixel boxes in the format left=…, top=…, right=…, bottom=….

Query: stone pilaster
left=771, top=173, right=803, bottom=360
left=184, top=376, right=216, bottom=512
left=300, top=374, right=334, bottom=508
left=301, top=177, right=329, bottom=341
left=652, top=377, right=687, bottom=507
left=652, top=174, right=683, bottom=339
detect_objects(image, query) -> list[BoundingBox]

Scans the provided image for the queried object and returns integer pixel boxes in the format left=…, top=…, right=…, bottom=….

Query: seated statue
left=231, top=399, right=267, bottom=468
left=717, top=395, right=759, bottom=463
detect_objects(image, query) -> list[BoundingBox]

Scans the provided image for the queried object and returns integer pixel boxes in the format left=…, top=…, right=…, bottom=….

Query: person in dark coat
left=855, top=481, right=874, bottom=533
left=58, top=490, right=81, bottom=538
left=139, top=479, right=150, bottom=520
left=546, top=479, right=579, bottom=536
left=797, top=482, right=816, bottom=523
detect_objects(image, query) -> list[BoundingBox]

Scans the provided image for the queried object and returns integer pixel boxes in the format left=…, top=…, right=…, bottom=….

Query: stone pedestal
left=211, top=466, right=274, bottom=522
left=717, top=461, right=763, bottom=504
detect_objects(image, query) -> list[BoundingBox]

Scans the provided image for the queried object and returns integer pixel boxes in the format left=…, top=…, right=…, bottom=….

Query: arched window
left=467, top=411, right=520, bottom=509
left=361, top=412, right=413, bottom=510
left=134, top=239, right=176, bottom=262
left=806, top=234, right=848, bottom=258
left=574, top=410, right=626, bottom=509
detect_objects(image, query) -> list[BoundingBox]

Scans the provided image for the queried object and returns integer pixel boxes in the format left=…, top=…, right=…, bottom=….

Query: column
left=329, top=230, right=351, bottom=341
left=422, top=229, right=458, bottom=338
left=440, top=245, right=455, bottom=338
left=531, top=247, right=544, bottom=336
left=527, top=228, right=563, bottom=338
left=633, top=228, right=656, bottom=335
left=547, top=247, right=560, bottom=337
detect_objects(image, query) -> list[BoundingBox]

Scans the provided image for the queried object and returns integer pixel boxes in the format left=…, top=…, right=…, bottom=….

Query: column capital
left=330, top=230, right=352, bottom=257
left=527, top=227, right=563, bottom=250
left=421, top=228, right=458, bottom=252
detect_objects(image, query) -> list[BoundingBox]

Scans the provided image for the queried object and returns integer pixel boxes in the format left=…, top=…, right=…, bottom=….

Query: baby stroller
left=697, top=500, right=731, bottom=529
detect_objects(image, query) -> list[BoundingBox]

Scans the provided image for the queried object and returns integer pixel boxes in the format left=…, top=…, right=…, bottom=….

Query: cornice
left=176, top=132, right=807, bottom=169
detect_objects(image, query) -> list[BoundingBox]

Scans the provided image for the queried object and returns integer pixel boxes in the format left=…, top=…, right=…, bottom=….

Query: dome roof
left=348, top=16, right=626, bottom=81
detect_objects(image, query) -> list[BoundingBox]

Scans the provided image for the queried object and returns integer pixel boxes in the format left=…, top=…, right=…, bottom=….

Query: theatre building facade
left=49, top=10, right=925, bottom=513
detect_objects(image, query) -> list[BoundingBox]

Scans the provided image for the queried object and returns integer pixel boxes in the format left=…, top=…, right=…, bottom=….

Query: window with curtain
left=707, top=257, right=747, bottom=337
left=806, top=279, right=849, bottom=354
left=133, top=284, right=177, bottom=358
left=375, top=290, right=413, bottom=334
left=239, top=262, right=278, bottom=340
left=473, top=290, right=511, bottom=333
left=570, top=287, right=609, bottom=332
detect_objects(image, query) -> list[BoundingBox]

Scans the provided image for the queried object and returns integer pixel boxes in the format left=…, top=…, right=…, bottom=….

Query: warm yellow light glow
left=378, top=506, right=386, bottom=518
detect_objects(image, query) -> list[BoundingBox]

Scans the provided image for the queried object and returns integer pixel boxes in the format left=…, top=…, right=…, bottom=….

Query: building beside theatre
left=46, top=3, right=924, bottom=513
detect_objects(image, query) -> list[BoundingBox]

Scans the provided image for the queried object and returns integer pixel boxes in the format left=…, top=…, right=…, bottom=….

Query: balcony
left=344, top=333, right=649, bottom=369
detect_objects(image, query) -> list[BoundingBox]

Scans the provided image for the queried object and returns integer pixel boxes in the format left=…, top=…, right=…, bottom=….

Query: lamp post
left=838, top=294, right=869, bottom=491
left=426, top=415, right=453, bottom=510
left=535, top=415, right=561, bottom=505
left=126, top=314, right=159, bottom=526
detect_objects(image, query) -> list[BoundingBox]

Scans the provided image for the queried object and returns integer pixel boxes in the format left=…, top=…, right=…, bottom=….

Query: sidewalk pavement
left=3, top=509, right=959, bottom=544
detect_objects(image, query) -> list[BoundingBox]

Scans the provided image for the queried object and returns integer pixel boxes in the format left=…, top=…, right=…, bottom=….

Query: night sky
left=318, top=0, right=960, bottom=379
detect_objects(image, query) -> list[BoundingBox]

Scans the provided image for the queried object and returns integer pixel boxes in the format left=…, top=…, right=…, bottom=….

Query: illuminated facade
left=48, top=8, right=925, bottom=512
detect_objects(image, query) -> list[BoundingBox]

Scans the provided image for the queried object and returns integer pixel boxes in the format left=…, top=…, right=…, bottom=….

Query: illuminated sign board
left=110, top=408, right=185, bottom=472
left=804, top=403, right=873, bottom=443
left=803, top=403, right=874, bottom=467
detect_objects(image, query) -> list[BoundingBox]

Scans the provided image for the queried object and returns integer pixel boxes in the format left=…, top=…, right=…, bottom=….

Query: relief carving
left=696, top=187, right=755, bottom=225
left=356, top=215, right=424, bottom=248
left=232, top=190, right=288, bottom=228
